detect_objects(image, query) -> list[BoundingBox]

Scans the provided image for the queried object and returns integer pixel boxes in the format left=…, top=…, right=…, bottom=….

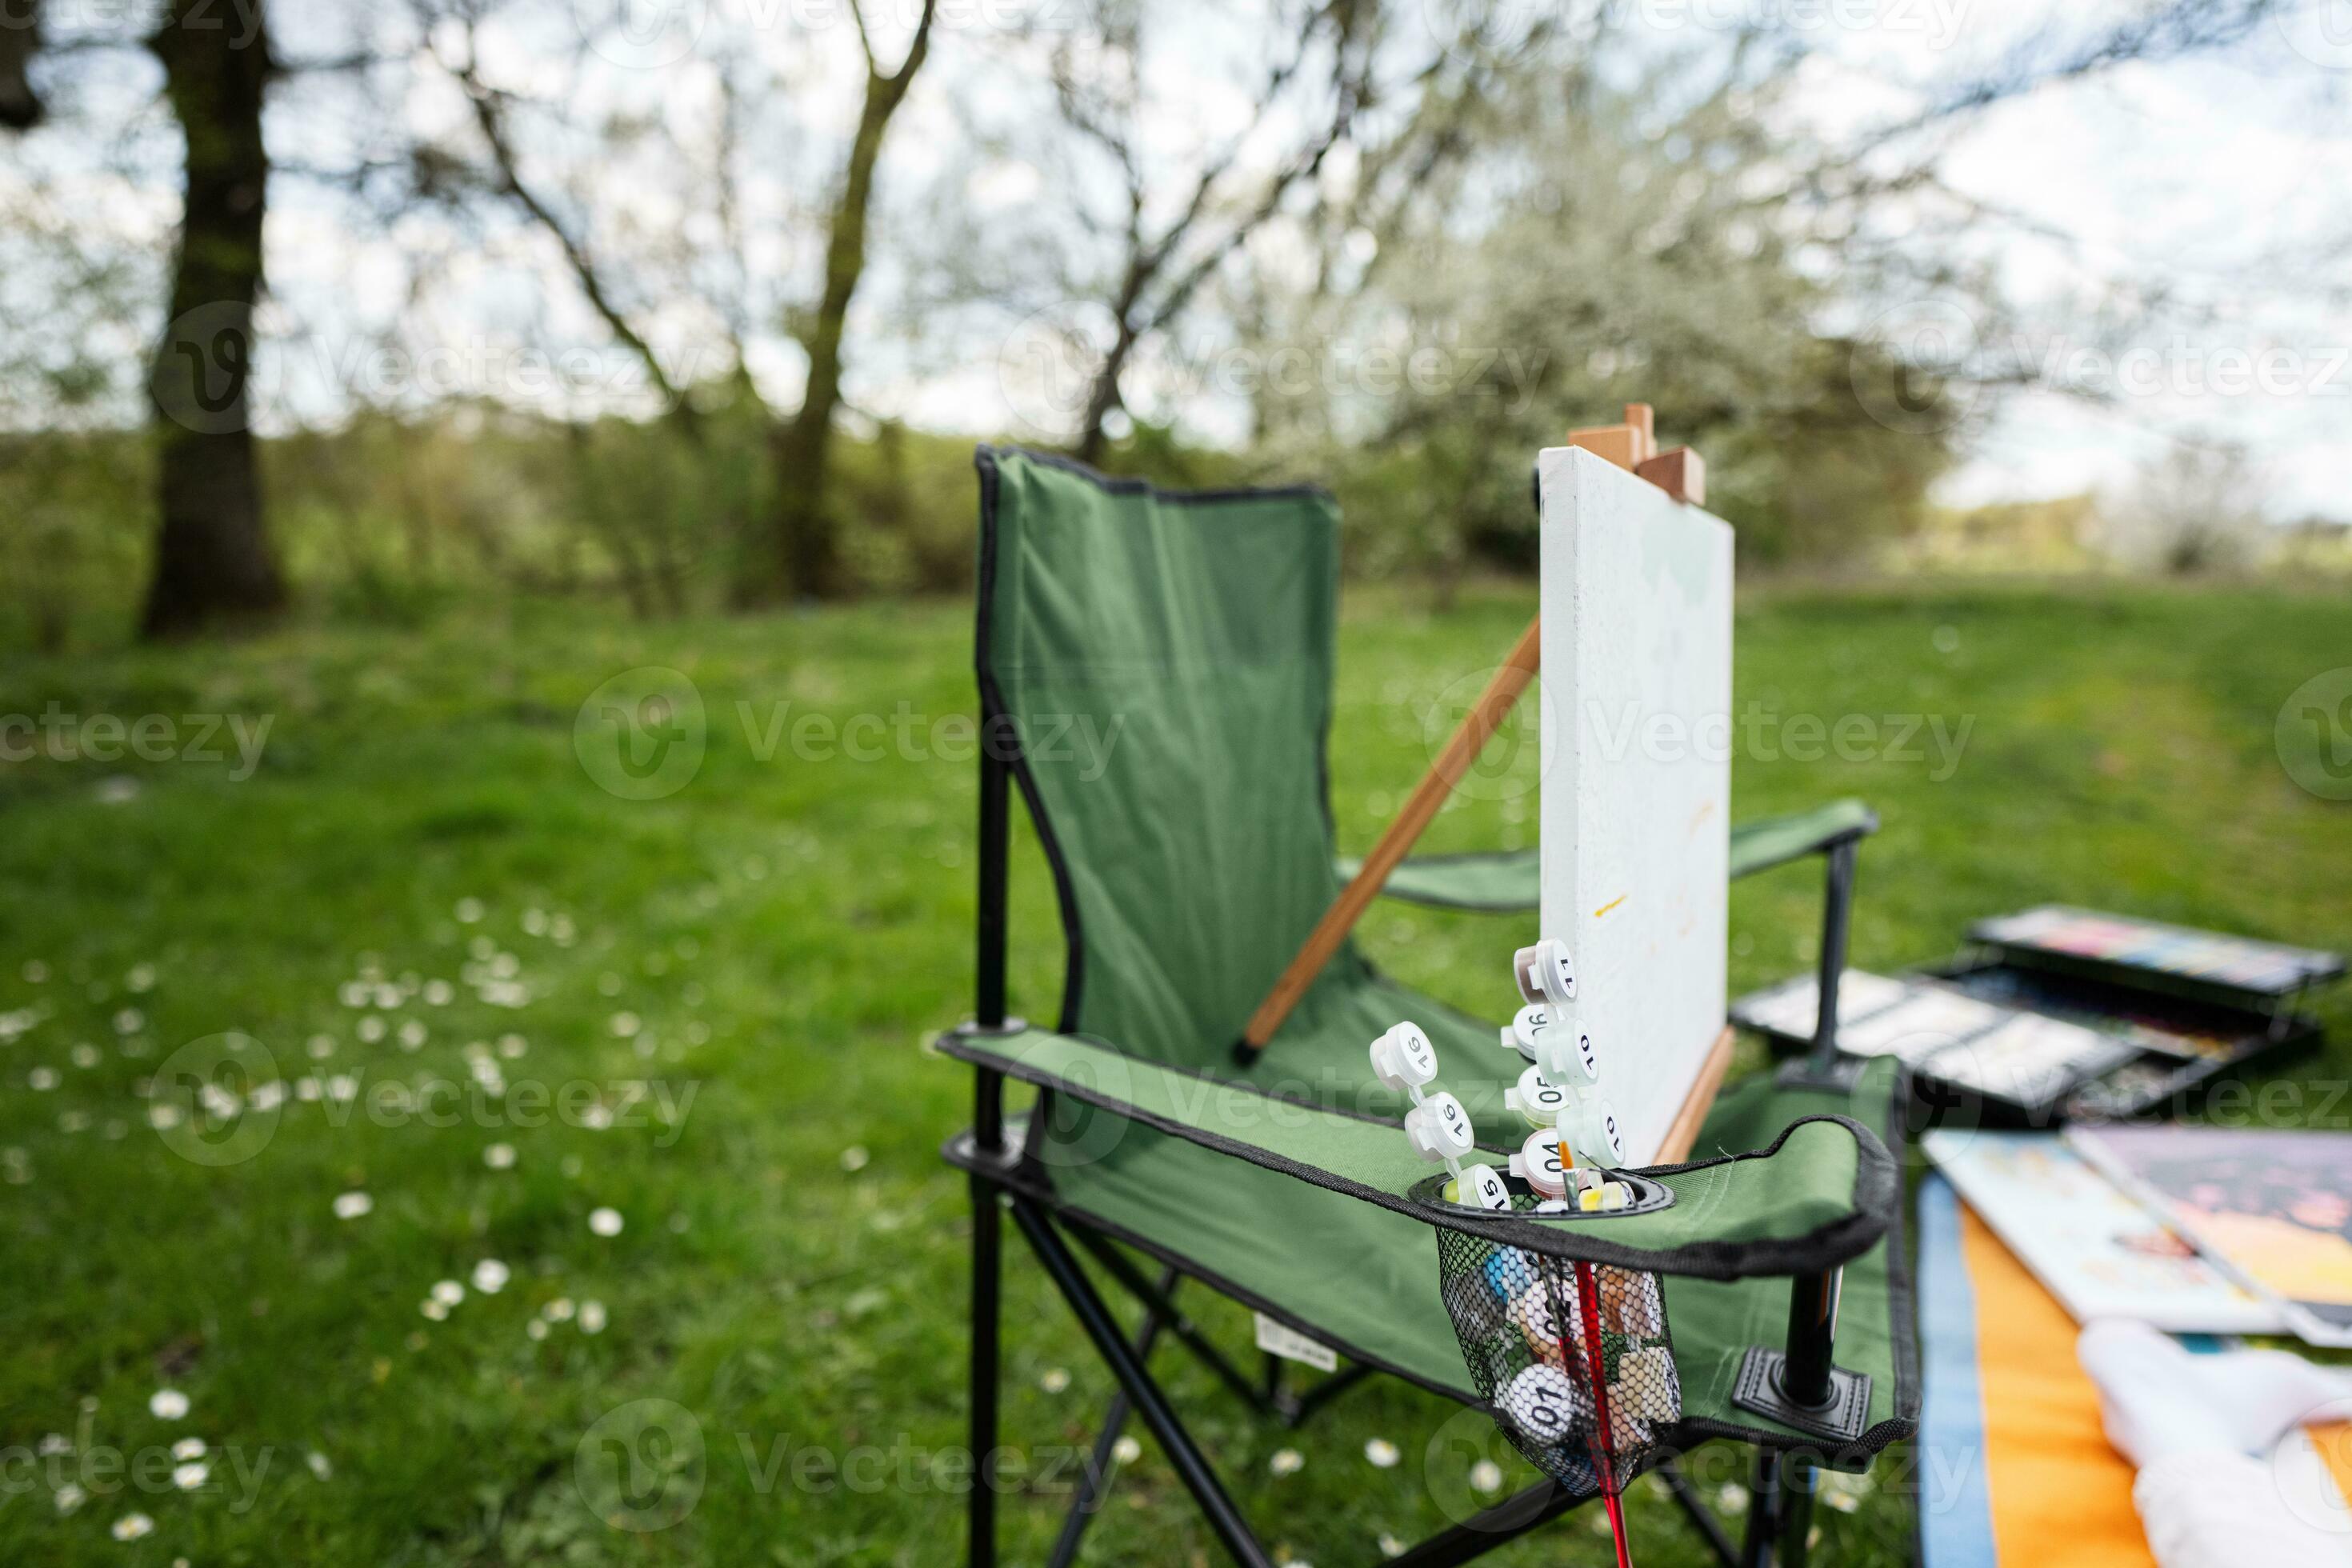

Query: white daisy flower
left=398, top=1020, right=427, bottom=1050
left=28, top=1066, right=58, bottom=1091
left=111, top=1511, right=154, bottom=1541
left=470, top=1259, right=510, bottom=1294
left=525, top=1318, right=549, bottom=1341
left=1039, top=1368, right=1070, bottom=1394
left=423, top=980, right=454, bottom=1006
left=1111, top=1435, right=1142, bottom=1465
left=839, top=1146, right=871, bottom=1173
left=431, top=1280, right=465, bottom=1307
left=127, top=964, right=157, bottom=993
left=54, top=1482, right=86, bottom=1513
left=1470, top=1459, right=1504, bottom=1494
left=420, top=1298, right=448, bottom=1322
left=173, top=1462, right=207, bottom=1490
left=544, top=1298, right=575, bottom=1322
left=483, top=1143, right=517, bottom=1170
left=578, top=1300, right=607, bottom=1334
left=609, top=1011, right=641, bottom=1038
left=333, top=1191, right=373, bottom=1220
left=308, top=1034, right=336, bottom=1058
left=70, top=1043, right=101, bottom=1069
left=588, top=1207, right=624, bottom=1238
left=1269, top=1448, right=1303, bottom=1477
left=497, top=1034, right=527, bottom=1059
left=150, top=1389, right=190, bottom=1421
left=1379, top=1534, right=1407, bottom=1558
left=355, top=1016, right=385, bottom=1044
left=38, top=1434, right=70, bottom=1457
left=306, top=1451, right=333, bottom=1480
left=147, top=1103, right=182, bottom=1130
left=172, top=1438, right=206, bottom=1460
left=1364, top=1438, right=1400, bottom=1469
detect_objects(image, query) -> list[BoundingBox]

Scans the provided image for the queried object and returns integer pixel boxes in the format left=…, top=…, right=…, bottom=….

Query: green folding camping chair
left=941, top=448, right=1915, bottom=1567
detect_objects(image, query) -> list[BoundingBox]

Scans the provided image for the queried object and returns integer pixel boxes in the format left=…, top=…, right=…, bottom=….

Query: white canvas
left=1538, top=446, right=1734, bottom=1164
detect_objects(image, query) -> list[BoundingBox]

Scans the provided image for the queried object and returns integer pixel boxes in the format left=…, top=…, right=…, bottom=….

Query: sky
left=5, top=0, right=2349, bottom=521
left=1786, top=0, right=2352, bottom=520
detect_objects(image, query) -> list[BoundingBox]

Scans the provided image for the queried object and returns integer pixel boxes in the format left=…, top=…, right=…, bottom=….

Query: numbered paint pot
left=1369, top=1021, right=1438, bottom=1094
left=1498, top=1003, right=1553, bottom=1061
left=1498, top=1362, right=1592, bottom=1449
left=1511, top=938, right=1576, bottom=1007
left=1404, top=1091, right=1475, bottom=1164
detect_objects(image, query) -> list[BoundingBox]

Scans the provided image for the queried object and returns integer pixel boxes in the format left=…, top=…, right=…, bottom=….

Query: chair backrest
left=976, top=447, right=1353, bottom=1070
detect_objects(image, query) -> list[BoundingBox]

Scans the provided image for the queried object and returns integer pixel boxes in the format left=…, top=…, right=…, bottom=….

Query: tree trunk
left=1074, top=322, right=1139, bottom=467
left=0, top=0, right=43, bottom=130
left=141, top=0, right=286, bottom=640
left=753, top=2, right=934, bottom=605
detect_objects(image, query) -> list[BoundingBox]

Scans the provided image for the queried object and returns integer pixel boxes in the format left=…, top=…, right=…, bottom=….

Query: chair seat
left=942, top=998, right=1916, bottom=1464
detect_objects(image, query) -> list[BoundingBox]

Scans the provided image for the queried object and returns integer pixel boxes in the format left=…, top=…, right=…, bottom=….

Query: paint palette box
left=1966, top=905, right=2344, bottom=1013
left=1731, top=906, right=2337, bottom=1125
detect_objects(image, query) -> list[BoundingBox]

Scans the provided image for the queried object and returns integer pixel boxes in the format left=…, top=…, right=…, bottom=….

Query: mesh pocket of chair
left=1425, top=1190, right=1683, bottom=1493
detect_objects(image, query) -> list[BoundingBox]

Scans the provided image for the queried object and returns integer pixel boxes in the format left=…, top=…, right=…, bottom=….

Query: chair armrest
left=1335, top=798, right=1877, bottom=913
left=935, top=1024, right=1898, bottom=1282
left=1334, top=849, right=1538, bottom=912
left=1728, top=798, right=1878, bottom=881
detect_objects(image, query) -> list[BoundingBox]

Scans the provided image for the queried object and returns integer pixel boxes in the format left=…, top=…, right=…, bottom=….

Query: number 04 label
left=1254, top=1313, right=1339, bottom=1372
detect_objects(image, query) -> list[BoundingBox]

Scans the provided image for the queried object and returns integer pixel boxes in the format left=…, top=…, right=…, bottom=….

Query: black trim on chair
left=974, top=447, right=1091, bottom=1034
left=939, top=1030, right=1898, bottom=1281
left=974, top=445, right=1347, bottom=1042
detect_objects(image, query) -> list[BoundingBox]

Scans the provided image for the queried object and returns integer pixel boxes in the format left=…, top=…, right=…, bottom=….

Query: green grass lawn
left=2, top=578, right=2347, bottom=1566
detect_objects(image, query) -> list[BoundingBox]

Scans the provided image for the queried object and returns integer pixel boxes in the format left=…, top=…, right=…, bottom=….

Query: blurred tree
left=2097, top=443, right=2272, bottom=575
left=1040, top=0, right=1380, bottom=465
left=760, top=0, right=938, bottom=603
left=425, top=0, right=940, bottom=605
left=141, top=0, right=289, bottom=638
left=0, top=0, right=42, bottom=129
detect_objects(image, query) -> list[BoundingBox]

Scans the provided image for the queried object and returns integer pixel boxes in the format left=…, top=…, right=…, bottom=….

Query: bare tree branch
left=431, top=20, right=699, bottom=438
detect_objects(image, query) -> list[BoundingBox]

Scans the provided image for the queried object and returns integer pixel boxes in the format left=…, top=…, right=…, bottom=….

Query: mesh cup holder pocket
left=1417, top=1178, right=1683, bottom=1492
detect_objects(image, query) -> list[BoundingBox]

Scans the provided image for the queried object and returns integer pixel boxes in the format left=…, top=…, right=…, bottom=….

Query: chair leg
left=1806, top=838, right=1858, bottom=1077
left=1062, top=1224, right=1272, bottom=1414
left=1282, top=1362, right=1374, bottom=1429
left=1658, top=1455, right=1740, bottom=1567
left=1382, top=1477, right=1590, bottom=1567
left=1738, top=1447, right=1819, bottom=1567
left=1046, top=1267, right=1182, bottom=1568
left=1010, top=1196, right=1275, bottom=1568
left=969, top=1172, right=1003, bottom=1568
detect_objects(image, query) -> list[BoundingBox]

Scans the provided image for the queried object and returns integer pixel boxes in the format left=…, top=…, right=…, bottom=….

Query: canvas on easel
left=1538, top=444, right=1734, bottom=1164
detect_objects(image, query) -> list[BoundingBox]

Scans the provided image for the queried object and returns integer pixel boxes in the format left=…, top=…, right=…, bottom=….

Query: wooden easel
left=1236, top=406, right=1732, bottom=1163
